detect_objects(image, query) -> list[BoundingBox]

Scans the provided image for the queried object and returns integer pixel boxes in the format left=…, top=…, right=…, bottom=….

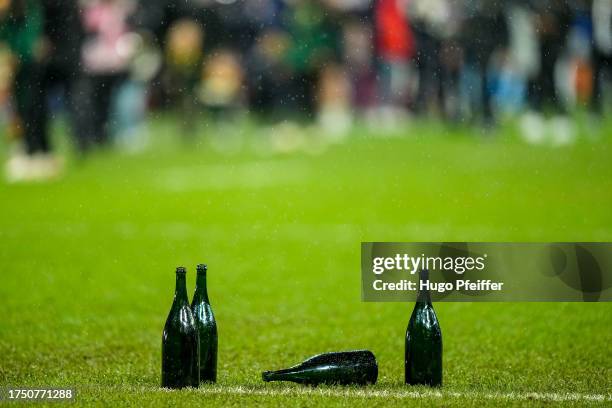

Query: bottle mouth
left=176, top=266, right=187, bottom=275
left=196, top=264, right=208, bottom=274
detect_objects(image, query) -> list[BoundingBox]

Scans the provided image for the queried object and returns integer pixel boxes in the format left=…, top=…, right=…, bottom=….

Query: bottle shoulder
left=164, top=303, right=197, bottom=332
left=408, top=305, right=441, bottom=332
left=192, top=301, right=215, bottom=315
left=192, top=302, right=217, bottom=328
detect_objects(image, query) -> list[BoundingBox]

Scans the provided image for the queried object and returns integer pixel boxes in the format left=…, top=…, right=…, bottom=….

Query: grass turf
left=0, top=118, right=611, bottom=406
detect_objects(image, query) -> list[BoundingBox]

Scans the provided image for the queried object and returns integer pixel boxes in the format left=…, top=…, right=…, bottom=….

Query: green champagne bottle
left=405, top=269, right=442, bottom=386
left=191, top=264, right=218, bottom=383
left=262, top=350, right=378, bottom=386
left=161, top=267, right=200, bottom=389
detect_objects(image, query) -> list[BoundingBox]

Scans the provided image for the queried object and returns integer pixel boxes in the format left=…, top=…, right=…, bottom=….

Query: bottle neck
left=417, top=269, right=432, bottom=305
left=195, top=272, right=210, bottom=303
left=262, top=368, right=297, bottom=381
left=417, top=287, right=432, bottom=304
left=174, top=273, right=188, bottom=304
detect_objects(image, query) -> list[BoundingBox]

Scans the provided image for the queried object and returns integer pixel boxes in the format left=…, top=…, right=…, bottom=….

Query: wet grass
left=0, top=117, right=611, bottom=406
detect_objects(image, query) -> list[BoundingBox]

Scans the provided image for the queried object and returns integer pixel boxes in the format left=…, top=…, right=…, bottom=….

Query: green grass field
left=1, top=118, right=611, bottom=406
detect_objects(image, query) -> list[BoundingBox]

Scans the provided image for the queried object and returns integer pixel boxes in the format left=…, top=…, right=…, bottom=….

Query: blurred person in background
left=246, top=27, right=293, bottom=118
left=197, top=48, right=245, bottom=118
left=342, top=19, right=377, bottom=117
left=73, top=0, right=136, bottom=151
left=592, top=0, right=612, bottom=115
left=0, top=43, right=14, bottom=132
left=562, top=0, right=594, bottom=108
left=313, top=0, right=375, bottom=132
left=163, top=19, right=205, bottom=134
left=409, top=0, right=461, bottom=119
left=245, top=0, right=295, bottom=118
left=497, top=0, right=539, bottom=118
left=459, top=1, right=509, bottom=126
left=1, top=0, right=78, bottom=181
left=317, top=62, right=352, bottom=137
left=283, top=1, right=341, bottom=118
left=373, top=0, right=415, bottom=124
left=111, top=30, right=161, bottom=152
left=43, top=0, right=83, bottom=134
left=128, top=0, right=196, bottom=117
left=528, top=0, right=573, bottom=113
left=519, top=0, right=574, bottom=144
left=437, top=20, right=464, bottom=122
left=314, top=0, right=370, bottom=136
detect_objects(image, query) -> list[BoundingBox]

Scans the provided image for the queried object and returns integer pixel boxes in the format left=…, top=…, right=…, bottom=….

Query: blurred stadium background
left=1, top=0, right=612, bottom=177
left=1, top=0, right=611, bottom=406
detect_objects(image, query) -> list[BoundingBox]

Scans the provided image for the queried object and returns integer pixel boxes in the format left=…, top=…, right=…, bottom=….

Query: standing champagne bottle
left=405, top=269, right=442, bottom=386
left=191, top=264, right=218, bottom=383
left=161, top=267, right=199, bottom=388
left=262, top=350, right=378, bottom=386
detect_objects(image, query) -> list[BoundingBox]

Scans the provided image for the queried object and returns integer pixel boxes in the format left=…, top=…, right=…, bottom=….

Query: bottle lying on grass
left=262, top=350, right=378, bottom=386
left=162, top=267, right=200, bottom=389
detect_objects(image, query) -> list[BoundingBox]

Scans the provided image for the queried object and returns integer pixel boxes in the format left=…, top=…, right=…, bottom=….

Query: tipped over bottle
left=263, top=350, right=378, bottom=386
left=191, top=264, right=218, bottom=383
left=161, top=267, right=200, bottom=389
left=405, top=269, right=442, bottom=386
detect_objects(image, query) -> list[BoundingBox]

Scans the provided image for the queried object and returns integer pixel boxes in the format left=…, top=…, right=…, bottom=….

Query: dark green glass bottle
left=161, top=267, right=200, bottom=389
left=191, top=264, right=218, bottom=383
left=262, top=350, right=378, bottom=386
left=405, top=269, right=442, bottom=386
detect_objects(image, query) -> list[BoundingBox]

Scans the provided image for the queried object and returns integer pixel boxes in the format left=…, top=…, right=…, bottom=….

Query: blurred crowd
left=1, top=0, right=611, bottom=181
